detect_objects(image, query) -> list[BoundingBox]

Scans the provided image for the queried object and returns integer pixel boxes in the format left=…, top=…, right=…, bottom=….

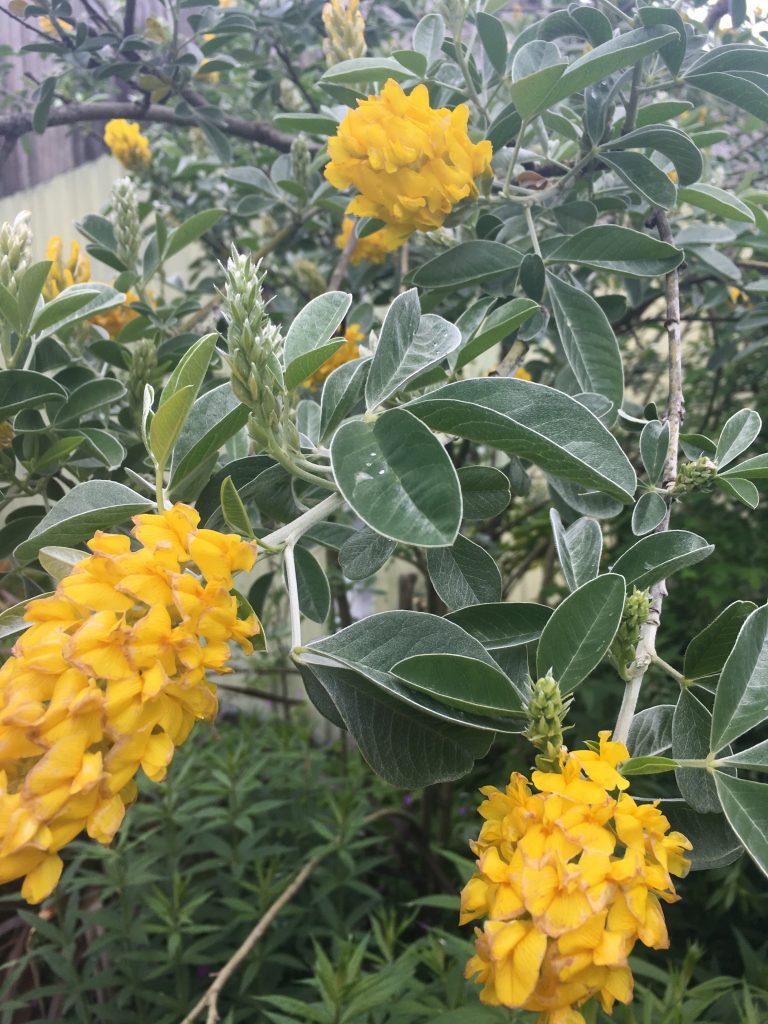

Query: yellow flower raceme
left=461, top=732, right=691, bottom=1024
left=325, top=79, right=492, bottom=240
left=304, top=322, right=365, bottom=389
left=43, top=237, right=91, bottom=300
left=335, top=215, right=403, bottom=264
left=0, top=504, right=258, bottom=904
left=104, top=119, right=151, bottom=171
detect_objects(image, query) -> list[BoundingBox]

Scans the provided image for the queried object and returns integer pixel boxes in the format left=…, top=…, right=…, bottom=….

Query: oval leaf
left=610, top=530, right=714, bottom=590
left=426, top=535, right=502, bottom=610
left=331, top=408, right=462, bottom=547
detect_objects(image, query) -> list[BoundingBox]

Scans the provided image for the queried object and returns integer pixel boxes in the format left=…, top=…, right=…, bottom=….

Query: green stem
left=524, top=205, right=542, bottom=258
left=502, top=120, right=528, bottom=197
left=155, top=463, right=165, bottom=510
left=650, top=652, right=684, bottom=685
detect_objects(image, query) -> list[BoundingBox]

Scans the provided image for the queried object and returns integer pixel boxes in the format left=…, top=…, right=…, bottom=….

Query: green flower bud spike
left=611, top=587, right=652, bottom=681
left=0, top=210, right=32, bottom=297
left=110, top=177, right=141, bottom=269
left=671, top=455, right=718, bottom=495
left=524, top=673, right=573, bottom=773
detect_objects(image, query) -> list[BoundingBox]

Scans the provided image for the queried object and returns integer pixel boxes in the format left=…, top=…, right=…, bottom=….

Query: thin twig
left=179, top=851, right=328, bottom=1024
left=328, top=224, right=357, bottom=290
left=614, top=210, right=683, bottom=746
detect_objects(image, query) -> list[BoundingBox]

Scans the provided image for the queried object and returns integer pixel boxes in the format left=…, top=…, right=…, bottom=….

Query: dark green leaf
left=454, top=298, right=539, bottom=370
left=409, top=241, right=523, bottom=290
left=631, top=491, right=667, bottom=536
left=298, top=661, right=493, bottom=788
left=393, top=653, right=521, bottom=716
left=293, top=547, right=331, bottom=623
left=673, top=690, right=721, bottom=813
left=548, top=225, right=683, bottom=278
left=408, top=378, right=637, bottom=503
left=711, top=603, right=768, bottom=751
left=663, top=802, right=741, bottom=871
left=0, top=370, right=66, bottom=419
left=610, top=531, right=714, bottom=590
left=446, top=601, right=551, bottom=650
left=640, top=420, right=669, bottom=485
left=426, top=535, right=502, bottom=610
left=605, top=124, right=702, bottom=187
left=14, top=481, right=152, bottom=564
left=684, top=601, right=757, bottom=684
left=600, top=151, right=677, bottom=209
left=546, top=272, right=623, bottom=418
left=536, top=573, right=626, bottom=692
left=339, top=526, right=396, bottom=580
left=53, top=378, right=126, bottom=425
left=476, top=11, right=507, bottom=75
left=319, top=356, right=370, bottom=442
left=458, top=466, right=511, bottom=520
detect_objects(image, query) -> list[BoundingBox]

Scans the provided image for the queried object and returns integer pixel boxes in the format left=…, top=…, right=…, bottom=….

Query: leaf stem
left=650, top=652, right=684, bottom=685
left=283, top=542, right=302, bottom=652
left=260, top=493, right=344, bottom=550
left=524, top=205, right=543, bottom=258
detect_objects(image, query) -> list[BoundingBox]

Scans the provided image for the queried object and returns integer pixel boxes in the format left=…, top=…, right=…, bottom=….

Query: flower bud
left=322, top=0, right=366, bottom=65
left=0, top=211, right=32, bottom=297
left=611, top=587, right=652, bottom=680
left=524, top=672, right=572, bottom=772
left=672, top=455, right=718, bottom=495
left=110, top=177, right=141, bottom=268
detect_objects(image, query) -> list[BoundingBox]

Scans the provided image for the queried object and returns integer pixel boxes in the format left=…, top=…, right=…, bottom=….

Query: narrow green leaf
left=319, top=356, right=370, bottom=442
left=165, top=209, right=226, bottom=259
left=622, top=756, right=678, bottom=776
left=546, top=272, right=623, bottom=418
left=220, top=476, right=255, bottom=538
left=549, top=509, right=602, bottom=592
left=393, top=653, right=522, bottom=716
left=677, top=182, right=756, bottom=223
left=548, top=225, right=683, bottom=278
left=159, top=333, right=218, bottom=407
left=149, top=385, right=196, bottom=467
left=0, top=370, right=66, bottom=419
left=605, top=124, right=702, bottom=187
left=454, top=298, right=538, bottom=370
left=601, top=151, right=677, bottom=209
left=409, top=241, right=523, bottom=289
left=17, top=260, right=53, bottom=336
left=408, top=378, right=637, bottom=503
left=476, top=11, right=507, bottom=75
left=320, top=56, right=413, bottom=85
left=719, top=738, right=768, bottom=772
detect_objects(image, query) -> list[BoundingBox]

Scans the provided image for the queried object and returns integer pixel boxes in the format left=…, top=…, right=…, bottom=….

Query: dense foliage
left=1, top=0, right=768, bottom=1020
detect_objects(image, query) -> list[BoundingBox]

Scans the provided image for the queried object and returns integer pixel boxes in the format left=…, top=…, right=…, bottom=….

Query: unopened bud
left=110, top=177, right=141, bottom=268
left=672, top=455, right=718, bottom=495
left=524, top=673, right=572, bottom=772
left=0, top=211, right=32, bottom=297
left=322, top=0, right=366, bottom=65
left=611, top=587, right=652, bottom=680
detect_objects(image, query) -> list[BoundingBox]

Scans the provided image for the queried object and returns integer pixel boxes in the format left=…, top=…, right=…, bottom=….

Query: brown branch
left=0, top=101, right=293, bottom=153
left=179, top=850, right=328, bottom=1024
left=328, top=222, right=357, bottom=290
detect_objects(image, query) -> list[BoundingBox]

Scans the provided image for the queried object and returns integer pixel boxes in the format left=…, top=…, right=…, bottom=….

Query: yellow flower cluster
left=461, top=732, right=692, bottom=1024
left=304, top=322, right=365, bottom=389
left=0, top=504, right=258, bottom=904
left=335, top=216, right=401, bottom=265
left=42, top=236, right=143, bottom=338
left=43, top=237, right=91, bottom=301
left=325, top=79, right=492, bottom=248
left=104, top=119, right=151, bottom=172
